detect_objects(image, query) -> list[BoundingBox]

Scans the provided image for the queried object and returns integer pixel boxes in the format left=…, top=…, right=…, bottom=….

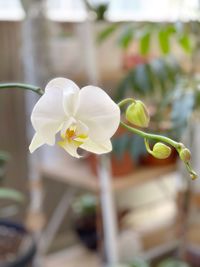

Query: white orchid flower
left=29, top=78, right=120, bottom=158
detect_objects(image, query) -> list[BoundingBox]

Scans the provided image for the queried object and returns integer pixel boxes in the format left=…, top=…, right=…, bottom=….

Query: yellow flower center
left=65, top=128, right=76, bottom=142
left=58, top=124, right=88, bottom=149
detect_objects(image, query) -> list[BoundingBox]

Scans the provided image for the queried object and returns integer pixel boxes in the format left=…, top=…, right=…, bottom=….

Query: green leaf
left=178, top=34, right=192, bottom=53
left=133, top=64, right=153, bottom=94
left=166, top=24, right=176, bottom=35
left=118, top=27, right=134, bottom=49
left=130, top=135, right=146, bottom=163
left=140, top=32, right=151, bottom=55
left=112, top=134, right=129, bottom=160
left=97, top=24, right=119, bottom=43
left=158, top=29, right=171, bottom=54
left=171, top=91, right=194, bottom=127
left=158, top=258, right=190, bottom=267
left=73, top=194, right=97, bottom=216
left=0, top=188, right=24, bottom=202
left=0, top=151, right=10, bottom=163
left=130, top=257, right=150, bottom=267
left=150, top=58, right=169, bottom=91
left=115, top=76, right=130, bottom=101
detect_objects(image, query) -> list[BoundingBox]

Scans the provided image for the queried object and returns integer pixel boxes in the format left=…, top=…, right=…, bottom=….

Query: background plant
left=98, top=21, right=196, bottom=162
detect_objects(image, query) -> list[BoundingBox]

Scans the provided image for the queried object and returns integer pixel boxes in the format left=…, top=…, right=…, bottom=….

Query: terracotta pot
left=88, top=152, right=134, bottom=177
left=88, top=152, right=134, bottom=178
left=88, top=124, right=135, bottom=177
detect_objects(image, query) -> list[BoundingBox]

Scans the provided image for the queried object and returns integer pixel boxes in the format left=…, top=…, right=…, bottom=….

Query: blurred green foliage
left=72, top=194, right=97, bottom=216
left=0, top=150, right=24, bottom=216
left=0, top=150, right=10, bottom=180
left=115, top=57, right=180, bottom=100
left=0, top=188, right=24, bottom=202
left=129, top=258, right=150, bottom=267
left=85, top=0, right=109, bottom=21
left=98, top=22, right=193, bottom=54
left=98, top=21, right=196, bottom=161
left=158, top=258, right=190, bottom=267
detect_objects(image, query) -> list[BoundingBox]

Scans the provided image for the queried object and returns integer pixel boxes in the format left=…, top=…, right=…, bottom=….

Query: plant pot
left=73, top=213, right=98, bottom=251
left=0, top=220, right=36, bottom=267
left=88, top=152, right=134, bottom=177
left=87, top=125, right=135, bottom=177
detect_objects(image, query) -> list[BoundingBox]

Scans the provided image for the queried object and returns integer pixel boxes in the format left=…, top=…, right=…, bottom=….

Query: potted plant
left=96, top=21, right=193, bottom=169
left=71, top=194, right=98, bottom=251
left=0, top=220, right=36, bottom=267
left=0, top=151, right=36, bottom=267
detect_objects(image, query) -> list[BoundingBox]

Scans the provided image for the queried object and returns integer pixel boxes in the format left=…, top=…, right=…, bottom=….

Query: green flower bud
left=152, top=142, right=171, bottom=159
left=190, top=171, right=198, bottom=180
left=125, top=100, right=150, bottom=128
left=179, top=148, right=191, bottom=162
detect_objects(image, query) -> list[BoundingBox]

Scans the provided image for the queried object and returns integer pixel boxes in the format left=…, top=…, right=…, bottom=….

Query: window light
left=0, top=0, right=25, bottom=21
left=45, top=0, right=88, bottom=22
left=105, top=0, right=200, bottom=22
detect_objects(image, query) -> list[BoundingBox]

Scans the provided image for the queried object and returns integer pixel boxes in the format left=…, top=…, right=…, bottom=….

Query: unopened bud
left=190, top=172, right=198, bottom=180
left=180, top=148, right=191, bottom=162
left=152, top=142, right=171, bottom=159
left=126, top=100, right=150, bottom=128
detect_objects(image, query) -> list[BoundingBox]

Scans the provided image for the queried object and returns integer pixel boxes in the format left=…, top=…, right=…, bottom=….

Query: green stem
left=120, top=120, right=197, bottom=179
left=0, top=83, right=44, bottom=95
left=120, top=121, right=180, bottom=149
left=144, top=138, right=153, bottom=155
left=118, top=98, right=135, bottom=108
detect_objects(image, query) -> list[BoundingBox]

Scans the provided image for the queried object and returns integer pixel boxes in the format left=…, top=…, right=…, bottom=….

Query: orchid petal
left=76, top=86, right=120, bottom=142
left=58, top=140, right=81, bottom=158
left=31, top=86, right=65, bottom=144
left=29, top=133, right=45, bottom=153
left=45, top=77, right=79, bottom=93
left=80, top=138, right=112, bottom=154
left=76, top=120, right=89, bottom=136
left=63, top=88, right=79, bottom=117
left=46, top=77, right=80, bottom=118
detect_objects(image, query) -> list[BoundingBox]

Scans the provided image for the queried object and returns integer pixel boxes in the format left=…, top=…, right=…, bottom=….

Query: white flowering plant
left=0, top=78, right=197, bottom=180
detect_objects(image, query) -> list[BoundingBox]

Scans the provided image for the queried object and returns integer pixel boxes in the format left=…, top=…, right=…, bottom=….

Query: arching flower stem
left=0, top=83, right=44, bottom=95
left=120, top=120, right=179, bottom=148
left=118, top=99, right=197, bottom=180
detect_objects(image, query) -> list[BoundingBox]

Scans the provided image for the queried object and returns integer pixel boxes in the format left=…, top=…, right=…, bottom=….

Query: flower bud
left=190, top=172, right=198, bottom=180
left=152, top=142, right=172, bottom=159
left=179, top=148, right=191, bottom=162
left=125, top=100, right=150, bottom=128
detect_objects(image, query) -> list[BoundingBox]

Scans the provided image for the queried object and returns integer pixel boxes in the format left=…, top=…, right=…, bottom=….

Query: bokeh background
left=1, top=1, right=200, bottom=267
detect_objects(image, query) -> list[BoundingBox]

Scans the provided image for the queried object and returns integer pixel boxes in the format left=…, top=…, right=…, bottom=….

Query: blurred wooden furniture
left=45, top=245, right=100, bottom=267
left=40, top=159, right=176, bottom=193
left=37, top=147, right=178, bottom=262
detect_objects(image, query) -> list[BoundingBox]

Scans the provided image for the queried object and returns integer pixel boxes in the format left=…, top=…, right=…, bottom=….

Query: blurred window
left=0, top=0, right=25, bottom=21
left=105, top=0, right=200, bottom=22
left=46, top=0, right=88, bottom=22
